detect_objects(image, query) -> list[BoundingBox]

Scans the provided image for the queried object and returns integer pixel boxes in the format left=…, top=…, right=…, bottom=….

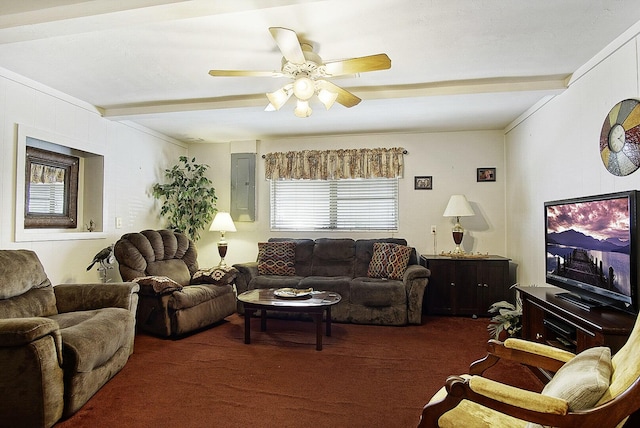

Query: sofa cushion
left=299, top=276, right=352, bottom=300
left=250, top=275, right=303, bottom=289
left=49, top=308, right=134, bottom=373
left=269, top=238, right=315, bottom=277
left=350, top=277, right=406, bottom=306
left=311, top=238, right=355, bottom=277
left=257, top=242, right=296, bottom=276
left=367, top=242, right=412, bottom=280
left=169, top=284, right=234, bottom=310
left=133, top=276, right=183, bottom=294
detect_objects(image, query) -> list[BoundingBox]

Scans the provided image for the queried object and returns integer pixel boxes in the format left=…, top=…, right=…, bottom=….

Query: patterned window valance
left=264, top=147, right=405, bottom=180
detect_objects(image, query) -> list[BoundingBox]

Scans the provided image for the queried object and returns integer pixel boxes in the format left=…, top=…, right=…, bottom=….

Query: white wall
left=505, top=34, right=640, bottom=286
left=0, top=77, right=509, bottom=280
left=0, top=68, right=187, bottom=284
left=191, top=130, right=507, bottom=267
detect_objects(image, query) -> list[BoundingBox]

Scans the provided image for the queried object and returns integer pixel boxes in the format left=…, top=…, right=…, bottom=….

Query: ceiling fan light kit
left=209, top=27, right=391, bottom=118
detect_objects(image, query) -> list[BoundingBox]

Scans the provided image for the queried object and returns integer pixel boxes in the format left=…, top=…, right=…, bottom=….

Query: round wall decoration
left=600, top=99, right=640, bottom=176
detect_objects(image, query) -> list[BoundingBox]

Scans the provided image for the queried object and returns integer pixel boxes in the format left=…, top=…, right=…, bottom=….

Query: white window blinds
left=270, top=178, right=398, bottom=231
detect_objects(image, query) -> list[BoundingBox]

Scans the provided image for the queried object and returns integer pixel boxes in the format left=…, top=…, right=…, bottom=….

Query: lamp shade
left=209, top=212, right=236, bottom=232
left=443, top=195, right=474, bottom=218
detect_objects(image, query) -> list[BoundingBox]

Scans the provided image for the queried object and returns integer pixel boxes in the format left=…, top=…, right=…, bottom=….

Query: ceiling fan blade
left=269, top=27, right=306, bottom=65
left=323, top=53, right=391, bottom=76
left=208, top=69, right=282, bottom=77
left=316, top=80, right=361, bottom=108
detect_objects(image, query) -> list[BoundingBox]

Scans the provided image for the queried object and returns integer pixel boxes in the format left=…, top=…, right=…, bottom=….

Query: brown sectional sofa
left=234, top=238, right=430, bottom=325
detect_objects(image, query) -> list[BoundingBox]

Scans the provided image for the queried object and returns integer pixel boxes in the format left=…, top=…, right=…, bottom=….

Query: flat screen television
left=545, top=190, right=639, bottom=314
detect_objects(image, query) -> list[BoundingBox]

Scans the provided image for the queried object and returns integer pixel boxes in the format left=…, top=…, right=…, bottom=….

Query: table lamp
left=443, top=195, right=474, bottom=254
left=209, top=212, right=236, bottom=266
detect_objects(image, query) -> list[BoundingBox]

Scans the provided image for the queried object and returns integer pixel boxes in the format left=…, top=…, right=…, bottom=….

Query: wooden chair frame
left=418, top=339, right=640, bottom=428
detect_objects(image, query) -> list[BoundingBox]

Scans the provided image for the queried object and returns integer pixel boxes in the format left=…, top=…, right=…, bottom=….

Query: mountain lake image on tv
left=545, top=190, right=639, bottom=313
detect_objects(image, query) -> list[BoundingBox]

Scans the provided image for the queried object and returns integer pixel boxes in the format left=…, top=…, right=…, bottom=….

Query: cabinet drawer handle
left=450, top=282, right=455, bottom=287
left=477, top=283, right=482, bottom=287
left=536, top=333, right=543, bottom=340
left=484, top=283, right=489, bottom=287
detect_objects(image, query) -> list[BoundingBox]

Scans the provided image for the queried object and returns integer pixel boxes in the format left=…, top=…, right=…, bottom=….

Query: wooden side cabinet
left=420, top=255, right=517, bottom=316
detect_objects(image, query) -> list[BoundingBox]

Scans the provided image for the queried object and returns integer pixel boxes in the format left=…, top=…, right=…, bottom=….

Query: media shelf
left=517, top=286, right=636, bottom=380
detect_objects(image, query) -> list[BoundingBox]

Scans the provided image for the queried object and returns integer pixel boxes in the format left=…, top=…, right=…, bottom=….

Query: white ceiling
left=1, top=0, right=640, bottom=143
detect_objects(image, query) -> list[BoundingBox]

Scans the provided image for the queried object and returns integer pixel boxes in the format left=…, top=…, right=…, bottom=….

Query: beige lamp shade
left=443, top=195, right=474, bottom=218
left=209, top=212, right=237, bottom=233
left=209, top=212, right=236, bottom=267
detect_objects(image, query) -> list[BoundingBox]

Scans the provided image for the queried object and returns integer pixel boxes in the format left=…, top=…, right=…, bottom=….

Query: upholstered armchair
left=418, top=315, right=640, bottom=428
left=114, top=229, right=236, bottom=337
left=0, top=249, right=139, bottom=428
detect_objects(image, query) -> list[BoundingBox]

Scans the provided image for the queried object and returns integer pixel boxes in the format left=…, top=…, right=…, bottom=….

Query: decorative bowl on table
left=274, top=287, right=313, bottom=298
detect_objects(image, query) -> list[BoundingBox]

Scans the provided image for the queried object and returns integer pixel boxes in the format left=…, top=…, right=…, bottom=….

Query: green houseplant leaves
left=152, top=156, right=217, bottom=241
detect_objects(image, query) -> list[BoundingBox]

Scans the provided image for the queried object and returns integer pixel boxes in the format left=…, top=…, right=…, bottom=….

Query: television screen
left=545, top=191, right=638, bottom=313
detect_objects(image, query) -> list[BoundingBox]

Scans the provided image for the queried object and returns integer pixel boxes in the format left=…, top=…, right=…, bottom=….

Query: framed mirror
left=25, top=146, right=79, bottom=228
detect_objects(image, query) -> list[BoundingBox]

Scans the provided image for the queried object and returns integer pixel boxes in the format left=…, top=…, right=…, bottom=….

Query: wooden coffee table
left=237, top=288, right=342, bottom=351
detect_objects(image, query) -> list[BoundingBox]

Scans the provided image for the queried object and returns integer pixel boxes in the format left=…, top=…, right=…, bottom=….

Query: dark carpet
left=56, top=314, right=542, bottom=428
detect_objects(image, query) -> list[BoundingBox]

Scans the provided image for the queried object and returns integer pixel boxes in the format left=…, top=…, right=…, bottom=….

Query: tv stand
left=555, top=292, right=603, bottom=311
left=517, top=286, right=635, bottom=379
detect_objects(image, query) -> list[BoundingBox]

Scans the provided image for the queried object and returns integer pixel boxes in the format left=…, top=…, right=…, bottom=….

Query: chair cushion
left=0, top=250, right=52, bottom=300
left=525, top=346, right=612, bottom=428
left=146, top=259, right=191, bottom=286
left=169, top=284, right=234, bottom=310
left=49, top=308, right=134, bottom=373
left=367, top=242, right=412, bottom=280
left=257, top=242, right=296, bottom=276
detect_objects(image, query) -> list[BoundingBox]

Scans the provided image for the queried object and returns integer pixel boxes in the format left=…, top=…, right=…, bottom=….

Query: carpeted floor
left=56, top=314, right=542, bottom=428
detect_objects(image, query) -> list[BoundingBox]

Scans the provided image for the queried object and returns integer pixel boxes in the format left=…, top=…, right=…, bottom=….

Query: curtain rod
left=261, top=149, right=408, bottom=159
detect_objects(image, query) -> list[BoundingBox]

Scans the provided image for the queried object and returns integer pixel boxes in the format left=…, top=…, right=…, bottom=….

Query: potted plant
left=152, top=156, right=217, bottom=241
left=487, top=289, right=522, bottom=340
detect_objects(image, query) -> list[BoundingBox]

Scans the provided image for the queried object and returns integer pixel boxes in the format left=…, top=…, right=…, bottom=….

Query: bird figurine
left=87, top=244, right=115, bottom=271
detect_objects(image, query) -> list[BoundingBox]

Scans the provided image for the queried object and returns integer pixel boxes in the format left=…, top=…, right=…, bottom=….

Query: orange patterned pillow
left=257, top=242, right=296, bottom=276
left=367, top=242, right=412, bottom=280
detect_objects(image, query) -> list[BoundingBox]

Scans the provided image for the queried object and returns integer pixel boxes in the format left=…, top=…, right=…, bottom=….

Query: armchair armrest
left=54, top=282, right=139, bottom=313
left=420, top=375, right=570, bottom=428
left=0, top=317, right=63, bottom=364
left=403, top=264, right=430, bottom=325
left=233, top=262, right=258, bottom=294
left=470, top=338, right=574, bottom=375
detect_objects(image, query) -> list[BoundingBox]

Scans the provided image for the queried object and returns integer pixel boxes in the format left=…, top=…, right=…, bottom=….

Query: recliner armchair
left=0, top=249, right=139, bottom=428
left=114, top=229, right=236, bottom=337
left=418, top=313, right=640, bottom=427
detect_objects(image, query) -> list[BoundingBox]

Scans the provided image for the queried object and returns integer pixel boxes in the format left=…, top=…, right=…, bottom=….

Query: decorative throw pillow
left=525, top=346, right=612, bottom=428
left=367, top=242, right=412, bottom=280
left=192, top=266, right=238, bottom=285
left=257, top=241, right=296, bottom=276
left=133, top=276, right=183, bottom=294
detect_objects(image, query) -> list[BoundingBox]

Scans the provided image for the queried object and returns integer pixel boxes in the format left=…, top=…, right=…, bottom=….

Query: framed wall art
left=414, top=176, right=432, bottom=190
left=477, top=168, right=496, bottom=182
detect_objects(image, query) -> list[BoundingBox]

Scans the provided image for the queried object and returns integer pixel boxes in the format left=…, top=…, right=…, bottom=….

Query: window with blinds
left=270, top=178, right=398, bottom=231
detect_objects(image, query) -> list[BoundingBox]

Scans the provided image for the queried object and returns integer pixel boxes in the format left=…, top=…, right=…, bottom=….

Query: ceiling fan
left=208, top=27, right=391, bottom=118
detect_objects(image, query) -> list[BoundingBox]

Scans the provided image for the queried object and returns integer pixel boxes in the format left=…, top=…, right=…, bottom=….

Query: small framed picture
left=477, top=168, right=496, bottom=182
left=414, top=176, right=432, bottom=190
